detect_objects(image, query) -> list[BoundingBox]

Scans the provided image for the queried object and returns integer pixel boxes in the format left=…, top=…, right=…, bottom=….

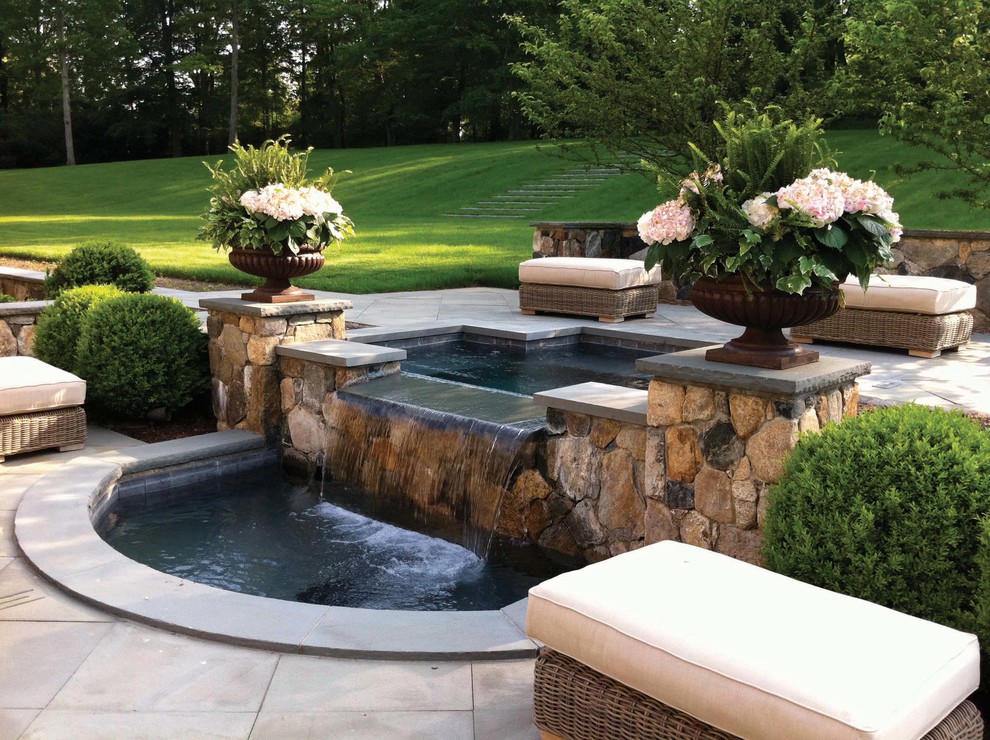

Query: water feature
left=103, top=466, right=575, bottom=611
left=401, top=339, right=654, bottom=394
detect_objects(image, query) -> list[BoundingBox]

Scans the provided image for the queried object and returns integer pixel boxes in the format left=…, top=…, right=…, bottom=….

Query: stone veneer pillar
left=639, top=349, right=871, bottom=564
left=201, top=297, right=351, bottom=439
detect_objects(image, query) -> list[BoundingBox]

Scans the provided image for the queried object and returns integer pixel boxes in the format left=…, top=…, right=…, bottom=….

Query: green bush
left=0, top=294, right=17, bottom=303
left=76, top=293, right=209, bottom=417
left=763, top=404, right=990, bottom=638
left=33, top=285, right=125, bottom=373
left=44, top=241, right=155, bottom=298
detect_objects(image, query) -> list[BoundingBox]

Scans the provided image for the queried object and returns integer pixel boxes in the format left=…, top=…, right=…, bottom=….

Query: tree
left=843, top=0, right=990, bottom=207
left=509, top=0, right=842, bottom=172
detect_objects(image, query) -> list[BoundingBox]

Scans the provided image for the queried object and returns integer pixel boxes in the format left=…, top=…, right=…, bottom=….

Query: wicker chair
left=519, top=257, right=661, bottom=323
left=527, top=542, right=983, bottom=740
left=0, top=356, right=87, bottom=462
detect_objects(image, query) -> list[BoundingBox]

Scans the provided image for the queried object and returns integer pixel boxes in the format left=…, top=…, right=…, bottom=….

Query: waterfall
left=322, top=391, right=539, bottom=557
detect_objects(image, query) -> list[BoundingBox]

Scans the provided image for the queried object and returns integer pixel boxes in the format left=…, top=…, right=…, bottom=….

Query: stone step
left=442, top=213, right=530, bottom=219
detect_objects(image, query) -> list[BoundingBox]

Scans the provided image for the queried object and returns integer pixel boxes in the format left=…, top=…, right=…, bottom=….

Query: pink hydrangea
left=637, top=199, right=696, bottom=246
left=741, top=192, right=778, bottom=229
left=775, top=172, right=846, bottom=227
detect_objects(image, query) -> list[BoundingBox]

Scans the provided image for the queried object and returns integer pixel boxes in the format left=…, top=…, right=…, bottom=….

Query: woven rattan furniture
left=519, top=257, right=661, bottom=323
left=527, top=541, right=982, bottom=740
left=0, top=356, right=86, bottom=461
left=792, top=275, right=976, bottom=358
left=534, top=648, right=983, bottom=740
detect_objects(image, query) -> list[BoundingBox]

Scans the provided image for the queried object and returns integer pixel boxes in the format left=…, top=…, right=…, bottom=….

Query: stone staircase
left=444, top=165, right=626, bottom=219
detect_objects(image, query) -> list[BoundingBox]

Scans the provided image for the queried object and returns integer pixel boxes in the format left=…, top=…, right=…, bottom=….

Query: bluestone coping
left=534, top=382, right=648, bottom=426
left=637, top=348, right=872, bottom=396
left=0, top=266, right=46, bottom=282
left=14, top=431, right=537, bottom=660
left=0, top=300, right=49, bottom=316
left=199, top=297, right=352, bottom=316
left=276, top=339, right=406, bottom=367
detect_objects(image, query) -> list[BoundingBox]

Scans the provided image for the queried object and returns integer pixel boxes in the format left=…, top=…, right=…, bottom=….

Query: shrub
left=33, top=285, right=125, bottom=373
left=76, top=293, right=209, bottom=417
left=44, top=241, right=155, bottom=298
left=0, top=294, right=17, bottom=303
left=763, top=404, right=990, bottom=638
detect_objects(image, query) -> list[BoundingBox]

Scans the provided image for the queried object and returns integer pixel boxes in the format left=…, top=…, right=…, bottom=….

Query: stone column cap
left=199, top=297, right=352, bottom=317
left=637, top=348, right=871, bottom=398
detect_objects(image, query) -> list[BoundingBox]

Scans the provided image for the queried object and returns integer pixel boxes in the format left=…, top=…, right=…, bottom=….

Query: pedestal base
left=240, top=286, right=316, bottom=304
left=705, top=341, right=821, bottom=370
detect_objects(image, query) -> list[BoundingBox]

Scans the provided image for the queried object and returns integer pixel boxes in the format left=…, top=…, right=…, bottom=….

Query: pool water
left=104, top=470, right=576, bottom=611
left=402, top=341, right=653, bottom=395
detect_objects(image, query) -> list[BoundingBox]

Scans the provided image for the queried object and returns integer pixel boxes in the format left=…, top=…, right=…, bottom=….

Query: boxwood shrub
left=44, top=241, right=155, bottom=298
left=763, top=403, right=990, bottom=642
left=33, top=285, right=125, bottom=373
left=76, top=293, right=209, bottom=417
left=0, top=294, right=17, bottom=303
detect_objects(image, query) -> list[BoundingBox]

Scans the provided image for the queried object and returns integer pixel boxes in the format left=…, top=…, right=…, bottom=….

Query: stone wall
left=202, top=298, right=350, bottom=440
left=498, top=411, right=647, bottom=563
left=0, top=302, right=47, bottom=357
left=0, top=269, right=46, bottom=302
left=642, top=377, right=860, bottom=564
left=888, top=230, right=990, bottom=332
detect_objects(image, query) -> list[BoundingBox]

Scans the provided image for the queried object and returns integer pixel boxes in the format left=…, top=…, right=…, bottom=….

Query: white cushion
left=519, top=257, right=661, bottom=290
left=527, top=541, right=979, bottom=740
left=843, top=275, right=976, bottom=315
left=0, top=357, right=86, bottom=415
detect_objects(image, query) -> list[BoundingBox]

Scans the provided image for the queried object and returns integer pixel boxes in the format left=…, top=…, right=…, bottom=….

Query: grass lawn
left=0, top=133, right=984, bottom=293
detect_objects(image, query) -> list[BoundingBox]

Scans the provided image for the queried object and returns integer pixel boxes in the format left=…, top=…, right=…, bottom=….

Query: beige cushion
left=519, top=257, right=661, bottom=290
left=843, top=275, right=976, bottom=315
left=0, top=357, right=86, bottom=415
left=527, top=541, right=979, bottom=740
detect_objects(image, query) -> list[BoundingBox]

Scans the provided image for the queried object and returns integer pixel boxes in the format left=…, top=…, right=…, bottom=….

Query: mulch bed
left=94, top=402, right=218, bottom=444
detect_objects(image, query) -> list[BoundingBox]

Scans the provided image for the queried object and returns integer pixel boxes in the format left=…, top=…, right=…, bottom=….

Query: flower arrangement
left=200, top=137, right=354, bottom=256
left=637, top=111, right=901, bottom=295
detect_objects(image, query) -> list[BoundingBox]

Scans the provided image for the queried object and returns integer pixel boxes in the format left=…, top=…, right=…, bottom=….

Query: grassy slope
left=0, top=132, right=984, bottom=293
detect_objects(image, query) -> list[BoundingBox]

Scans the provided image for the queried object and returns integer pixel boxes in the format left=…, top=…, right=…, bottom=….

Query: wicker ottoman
left=0, top=356, right=87, bottom=462
left=792, top=275, right=976, bottom=358
left=519, top=257, right=661, bottom=323
left=527, top=542, right=983, bottom=740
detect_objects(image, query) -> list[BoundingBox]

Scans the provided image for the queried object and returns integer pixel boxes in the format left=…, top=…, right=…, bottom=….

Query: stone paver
left=1, top=286, right=988, bottom=738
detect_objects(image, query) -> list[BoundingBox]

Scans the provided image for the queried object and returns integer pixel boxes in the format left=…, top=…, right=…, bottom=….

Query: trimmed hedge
left=33, top=285, right=125, bottom=373
left=76, top=293, right=209, bottom=417
left=763, top=403, right=990, bottom=642
left=44, top=241, right=155, bottom=298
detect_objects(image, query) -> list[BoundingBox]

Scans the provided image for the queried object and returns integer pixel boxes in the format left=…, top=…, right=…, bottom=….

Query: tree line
left=0, top=0, right=559, bottom=167
left=3, top=0, right=989, bottom=207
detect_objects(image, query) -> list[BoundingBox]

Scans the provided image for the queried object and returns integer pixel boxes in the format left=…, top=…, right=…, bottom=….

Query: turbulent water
left=104, top=476, right=569, bottom=611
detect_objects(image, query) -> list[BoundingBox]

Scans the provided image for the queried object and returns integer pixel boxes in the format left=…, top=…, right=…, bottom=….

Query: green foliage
left=33, top=285, right=125, bottom=373
left=644, top=110, right=895, bottom=294
left=0, top=294, right=17, bottom=303
left=75, top=293, right=209, bottom=417
left=44, top=242, right=155, bottom=298
left=509, top=0, right=843, bottom=172
left=842, top=0, right=990, bottom=208
left=763, top=404, right=990, bottom=638
left=200, top=137, right=354, bottom=255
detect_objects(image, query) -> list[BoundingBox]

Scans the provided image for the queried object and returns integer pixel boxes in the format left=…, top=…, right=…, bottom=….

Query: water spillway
left=323, top=374, right=545, bottom=555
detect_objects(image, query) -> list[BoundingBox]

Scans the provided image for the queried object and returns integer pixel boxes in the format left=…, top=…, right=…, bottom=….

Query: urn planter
left=228, top=246, right=324, bottom=303
left=690, top=275, right=841, bottom=370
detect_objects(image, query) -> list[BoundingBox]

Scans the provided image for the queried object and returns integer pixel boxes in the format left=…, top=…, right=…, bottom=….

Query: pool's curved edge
left=13, top=431, right=538, bottom=661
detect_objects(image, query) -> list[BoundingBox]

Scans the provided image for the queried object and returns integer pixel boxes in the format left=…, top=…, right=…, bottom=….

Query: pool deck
left=2, top=286, right=989, bottom=739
